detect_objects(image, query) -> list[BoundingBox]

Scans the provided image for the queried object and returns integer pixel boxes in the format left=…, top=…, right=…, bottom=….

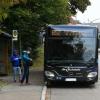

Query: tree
left=69, top=0, right=91, bottom=14
left=0, top=0, right=27, bottom=22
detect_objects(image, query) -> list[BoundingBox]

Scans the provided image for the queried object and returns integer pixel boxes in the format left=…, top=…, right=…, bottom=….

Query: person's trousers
left=21, top=64, right=29, bottom=83
left=13, top=67, right=21, bottom=81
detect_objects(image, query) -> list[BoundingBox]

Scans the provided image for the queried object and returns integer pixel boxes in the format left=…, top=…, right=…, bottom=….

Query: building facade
left=0, top=32, right=11, bottom=75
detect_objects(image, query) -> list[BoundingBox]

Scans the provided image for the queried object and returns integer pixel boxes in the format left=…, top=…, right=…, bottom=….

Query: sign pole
left=12, top=38, right=13, bottom=56
left=19, top=32, right=22, bottom=56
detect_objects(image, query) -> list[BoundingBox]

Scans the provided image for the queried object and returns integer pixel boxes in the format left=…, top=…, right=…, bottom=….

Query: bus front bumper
left=44, top=71, right=98, bottom=83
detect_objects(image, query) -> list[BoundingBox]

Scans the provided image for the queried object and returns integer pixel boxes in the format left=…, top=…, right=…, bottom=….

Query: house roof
left=0, top=31, right=12, bottom=39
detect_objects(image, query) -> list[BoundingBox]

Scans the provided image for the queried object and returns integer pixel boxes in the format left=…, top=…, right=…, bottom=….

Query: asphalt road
left=46, top=55, right=100, bottom=100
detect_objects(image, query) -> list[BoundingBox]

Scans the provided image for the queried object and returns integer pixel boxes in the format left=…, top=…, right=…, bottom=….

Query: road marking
left=41, top=86, right=47, bottom=100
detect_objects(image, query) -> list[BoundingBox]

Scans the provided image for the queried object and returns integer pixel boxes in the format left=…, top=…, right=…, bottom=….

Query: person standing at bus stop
left=10, top=49, right=22, bottom=82
left=21, top=47, right=32, bottom=85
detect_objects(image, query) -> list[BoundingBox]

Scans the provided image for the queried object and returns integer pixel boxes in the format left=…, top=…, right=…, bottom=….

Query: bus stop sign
left=12, top=30, right=18, bottom=40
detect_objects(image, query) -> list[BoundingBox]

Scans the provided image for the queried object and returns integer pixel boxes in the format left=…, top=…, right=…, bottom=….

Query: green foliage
left=26, top=0, right=71, bottom=24
left=0, top=8, right=9, bottom=22
left=0, top=0, right=13, bottom=22
left=3, top=7, right=40, bottom=57
left=32, top=46, right=44, bottom=68
left=0, top=0, right=13, bottom=7
left=0, top=79, right=8, bottom=89
left=69, top=0, right=91, bottom=14
left=0, top=0, right=91, bottom=22
left=0, top=0, right=27, bottom=22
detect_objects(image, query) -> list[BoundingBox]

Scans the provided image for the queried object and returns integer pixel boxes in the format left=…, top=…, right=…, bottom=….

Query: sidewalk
left=0, top=67, right=44, bottom=100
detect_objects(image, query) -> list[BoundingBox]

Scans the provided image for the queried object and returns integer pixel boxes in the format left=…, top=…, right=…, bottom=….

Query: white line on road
left=41, top=86, right=47, bottom=100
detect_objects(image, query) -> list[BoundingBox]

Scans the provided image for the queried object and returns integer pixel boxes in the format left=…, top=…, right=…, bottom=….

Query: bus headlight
left=45, top=71, right=55, bottom=78
left=87, top=72, right=97, bottom=78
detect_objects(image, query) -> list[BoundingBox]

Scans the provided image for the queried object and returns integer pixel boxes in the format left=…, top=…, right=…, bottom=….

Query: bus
left=44, top=24, right=98, bottom=85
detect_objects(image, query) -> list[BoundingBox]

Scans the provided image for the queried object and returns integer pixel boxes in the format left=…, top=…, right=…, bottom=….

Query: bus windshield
left=46, top=30, right=96, bottom=63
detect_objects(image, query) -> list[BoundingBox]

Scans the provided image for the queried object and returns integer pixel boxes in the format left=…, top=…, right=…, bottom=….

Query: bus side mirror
left=98, top=33, right=100, bottom=39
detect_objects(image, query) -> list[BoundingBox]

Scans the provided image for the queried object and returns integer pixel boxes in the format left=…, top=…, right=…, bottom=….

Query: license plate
left=65, top=78, right=77, bottom=82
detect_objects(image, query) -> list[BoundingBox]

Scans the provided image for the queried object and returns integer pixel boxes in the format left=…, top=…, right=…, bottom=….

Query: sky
left=76, top=0, right=100, bottom=23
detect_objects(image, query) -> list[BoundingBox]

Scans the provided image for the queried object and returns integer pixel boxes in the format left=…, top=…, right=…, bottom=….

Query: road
left=46, top=82, right=100, bottom=100
left=45, top=55, right=100, bottom=100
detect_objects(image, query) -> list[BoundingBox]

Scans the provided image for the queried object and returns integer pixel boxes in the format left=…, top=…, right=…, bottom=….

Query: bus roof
left=48, top=24, right=97, bottom=30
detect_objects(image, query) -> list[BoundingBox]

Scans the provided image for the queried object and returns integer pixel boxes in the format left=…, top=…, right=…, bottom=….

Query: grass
left=0, top=80, right=8, bottom=89
left=32, top=46, right=44, bottom=69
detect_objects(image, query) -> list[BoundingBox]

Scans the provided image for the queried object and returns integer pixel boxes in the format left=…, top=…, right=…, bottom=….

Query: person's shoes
left=26, top=82, right=31, bottom=85
left=20, top=80, right=23, bottom=83
left=20, top=82, right=23, bottom=86
left=19, top=79, right=21, bottom=82
left=20, top=80, right=24, bottom=85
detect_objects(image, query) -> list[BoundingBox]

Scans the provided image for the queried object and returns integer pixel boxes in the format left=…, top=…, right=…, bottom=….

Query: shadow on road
left=47, top=82, right=96, bottom=89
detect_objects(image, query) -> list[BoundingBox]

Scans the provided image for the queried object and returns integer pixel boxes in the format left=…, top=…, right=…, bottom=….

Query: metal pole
left=12, top=38, right=13, bottom=56
left=19, top=32, right=22, bottom=57
left=19, top=32, right=23, bottom=69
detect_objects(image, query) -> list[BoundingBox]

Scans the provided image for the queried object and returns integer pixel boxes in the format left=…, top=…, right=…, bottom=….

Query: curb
left=41, top=86, right=47, bottom=100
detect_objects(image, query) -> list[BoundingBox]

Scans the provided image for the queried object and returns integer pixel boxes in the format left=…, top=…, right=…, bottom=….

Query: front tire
left=44, top=79, right=51, bottom=87
left=87, top=81, right=95, bottom=86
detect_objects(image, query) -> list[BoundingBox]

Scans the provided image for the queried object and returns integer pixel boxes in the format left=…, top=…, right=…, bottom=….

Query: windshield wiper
left=87, top=58, right=95, bottom=63
left=47, top=60, right=86, bottom=64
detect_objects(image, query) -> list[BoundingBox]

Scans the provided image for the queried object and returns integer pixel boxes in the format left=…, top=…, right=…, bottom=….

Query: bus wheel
left=45, top=80, right=51, bottom=87
left=87, top=82, right=95, bottom=86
